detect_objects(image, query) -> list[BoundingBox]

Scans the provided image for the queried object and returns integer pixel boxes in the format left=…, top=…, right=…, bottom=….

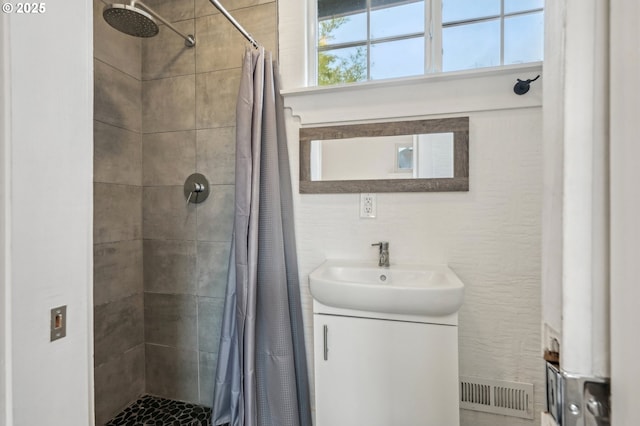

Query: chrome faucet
left=371, top=241, right=390, bottom=267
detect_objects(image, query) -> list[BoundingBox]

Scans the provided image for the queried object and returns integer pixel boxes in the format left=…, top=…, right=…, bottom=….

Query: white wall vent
left=460, top=376, right=534, bottom=419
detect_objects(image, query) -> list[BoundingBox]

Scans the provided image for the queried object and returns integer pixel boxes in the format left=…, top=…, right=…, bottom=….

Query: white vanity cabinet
left=313, top=303, right=460, bottom=426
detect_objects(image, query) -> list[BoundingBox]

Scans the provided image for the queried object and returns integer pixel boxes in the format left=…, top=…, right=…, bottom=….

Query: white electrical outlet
left=360, top=193, right=376, bottom=218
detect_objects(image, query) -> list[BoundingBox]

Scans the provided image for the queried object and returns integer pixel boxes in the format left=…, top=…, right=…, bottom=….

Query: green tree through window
left=318, top=18, right=366, bottom=85
left=315, top=0, right=544, bottom=85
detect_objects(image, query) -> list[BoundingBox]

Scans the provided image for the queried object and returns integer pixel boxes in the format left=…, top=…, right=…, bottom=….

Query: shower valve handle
left=184, top=173, right=210, bottom=205
left=186, top=183, right=205, bottom=205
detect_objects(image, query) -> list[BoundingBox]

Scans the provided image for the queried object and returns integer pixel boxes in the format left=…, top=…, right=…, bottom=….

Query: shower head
left=103, top=3, right=159, bottom=38
left=103, top=1, right=195, bottom=47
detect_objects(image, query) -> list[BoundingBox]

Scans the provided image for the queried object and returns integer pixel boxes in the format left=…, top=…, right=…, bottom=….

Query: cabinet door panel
left=314, top=315, right=459, bottom=426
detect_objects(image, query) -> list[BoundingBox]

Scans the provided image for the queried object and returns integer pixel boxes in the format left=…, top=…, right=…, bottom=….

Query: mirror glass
left=310, top=133, right=454, bottom=181
left=299, top=117, right=469, bottom=193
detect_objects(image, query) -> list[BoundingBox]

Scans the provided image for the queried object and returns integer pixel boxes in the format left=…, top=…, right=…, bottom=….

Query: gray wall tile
left=94, top=240, right=143, bottom=306
left=143, top=75, right=195, bottom=133
left=93, top=0, right=142, bottom=79
left=143, top=186, right=197, bottom=240
left=197, top=241, right=230, bottom=298
left=142, top=20, right=196, bottom=80
left=94, top=0, right=279, bottom=411
left=197, top=297, right=225, bottom=353
left=94, top=59, right=142, bottom=132
left=94, top=120, right=142, bottom=186
left=145, top=293, right=197, bottom=348
left=94, top=344, right=145, bottom=425
left=94, top=294, right=144, bottom=366
left=145, top=344, right=199, bottom=402
left=195, top=13, right=245, bottom=73
left=198, top=351, right=217, bottom=407
left=195, top=4, right=277, bottom=73
left=195, top=0, right=274, bottom=18
left=196, top=127, right=235, bottom=185
left=144, top=0, right=195, bottom=23
left=94, top=183, right=142, bottom=244
left=143, top=131, right=196, bottom=186
left=144, top=239, right=197, bottom=294
left=230, top=4, right=277, bottom=58
left=195, top=69, right=241, bottom=129
left=196, top=185, right=234, bottom=242
left=94, top=0, right=145, bottom=415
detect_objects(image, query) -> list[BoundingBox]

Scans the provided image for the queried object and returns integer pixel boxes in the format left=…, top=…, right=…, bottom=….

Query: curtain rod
left=208, top=0, right=261, bottom=49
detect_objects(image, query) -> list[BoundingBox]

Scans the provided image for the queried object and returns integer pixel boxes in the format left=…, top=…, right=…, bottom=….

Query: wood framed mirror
left=299, top=117, right=469, bottom=193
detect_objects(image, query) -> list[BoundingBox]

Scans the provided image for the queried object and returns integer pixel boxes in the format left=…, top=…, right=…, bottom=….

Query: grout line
left=93, top=118, right=142, bottom=135
left=93, top=292, right=144, bottom=314
left=93, top=176, right=143, bottom=186
left=193, top=3, right=200, bottom=355
left=193, top=6, right=199, bottom=152
left=141, top=128, right=199, bottom=136
left=142, top=70, right=196, bottom=83
left=194, top=66, right=243, bottom=75
left=94, top=57, right=142, bottom=83
left=195, top=289, right=201, bottom=403
left=93, top=239, right=143, bottom=249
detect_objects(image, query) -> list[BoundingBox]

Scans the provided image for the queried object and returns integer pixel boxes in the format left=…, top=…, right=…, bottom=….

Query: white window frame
left=310, top=0, right=543, bottom=85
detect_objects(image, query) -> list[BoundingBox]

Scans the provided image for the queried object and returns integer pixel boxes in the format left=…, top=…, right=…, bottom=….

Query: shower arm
left=130, top=0, right=196, bottom=47
left=208, top=0, right=260, bottom=49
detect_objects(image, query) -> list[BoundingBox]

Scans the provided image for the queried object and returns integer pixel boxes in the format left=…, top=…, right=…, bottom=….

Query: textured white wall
left=3, top=2, right=94, bottom=424
left=279, top=2, right=544, bottom=423
left=284, top=104, right=543, bottom=425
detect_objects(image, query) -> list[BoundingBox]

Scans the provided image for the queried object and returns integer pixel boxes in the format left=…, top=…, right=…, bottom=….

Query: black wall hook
left=513, top=75, right=540, bottom=95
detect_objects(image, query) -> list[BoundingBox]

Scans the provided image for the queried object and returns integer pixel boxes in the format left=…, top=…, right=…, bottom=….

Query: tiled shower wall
left=93, top=0, right=277, bottom=423
left=93, top=0, right=145, bottom=424
left=140, top=0, right=276, bottom=407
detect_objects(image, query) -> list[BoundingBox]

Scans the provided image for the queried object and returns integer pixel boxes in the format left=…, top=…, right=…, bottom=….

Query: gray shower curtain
left=211, top=47, right=312, bottom=426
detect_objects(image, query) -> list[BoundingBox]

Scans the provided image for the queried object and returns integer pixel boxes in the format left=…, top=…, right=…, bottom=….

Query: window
left=315, top=0, right=544, bottom=85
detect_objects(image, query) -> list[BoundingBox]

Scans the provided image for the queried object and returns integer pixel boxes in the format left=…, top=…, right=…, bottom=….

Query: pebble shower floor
left=105, top=395, right=214, bottom=426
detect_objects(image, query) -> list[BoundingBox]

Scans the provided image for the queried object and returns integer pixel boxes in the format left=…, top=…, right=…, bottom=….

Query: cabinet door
left=314, top=315, right=459, bottom=426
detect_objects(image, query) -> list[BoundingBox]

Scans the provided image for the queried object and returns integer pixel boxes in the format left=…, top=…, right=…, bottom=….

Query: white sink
left=309, top=259, right=465, bottom=317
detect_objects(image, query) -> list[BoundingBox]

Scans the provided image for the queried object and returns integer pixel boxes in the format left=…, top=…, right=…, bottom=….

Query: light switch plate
left=50, top=305, right=67, bottom=342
